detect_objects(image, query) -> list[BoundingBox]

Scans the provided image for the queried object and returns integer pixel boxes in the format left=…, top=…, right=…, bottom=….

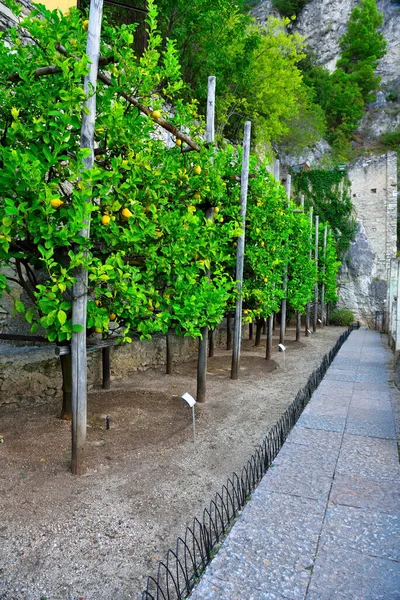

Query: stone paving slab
left=190, top=330, right=400, bottom=600
left=330, top=473, right=400, bottom=512
left=319, top=504, right=400, bottom=561
left=336, top=434, right=400, bottom=480
left=306, top=546, right=400, bottom=600
left=191, top=493, right=324, bottom=600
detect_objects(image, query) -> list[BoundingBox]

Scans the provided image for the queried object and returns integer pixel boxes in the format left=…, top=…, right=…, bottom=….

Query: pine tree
left=337, top=0, right=387, bottom=102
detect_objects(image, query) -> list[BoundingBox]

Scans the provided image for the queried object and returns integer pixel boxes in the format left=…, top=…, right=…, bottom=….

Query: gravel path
left=1, top=326, right=349, bottom=599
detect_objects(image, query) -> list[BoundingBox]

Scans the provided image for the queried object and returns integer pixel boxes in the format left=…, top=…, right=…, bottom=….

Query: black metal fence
left=141, top=323, right=359, bottom=600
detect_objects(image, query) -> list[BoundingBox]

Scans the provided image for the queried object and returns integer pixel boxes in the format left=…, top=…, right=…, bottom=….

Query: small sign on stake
left=181, top=393, right=197, bottom=443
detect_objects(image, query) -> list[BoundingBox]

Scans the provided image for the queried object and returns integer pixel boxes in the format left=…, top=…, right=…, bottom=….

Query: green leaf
left=57, top=310, right=67, bottom=325
left=15, top=300, right=25, bottom=314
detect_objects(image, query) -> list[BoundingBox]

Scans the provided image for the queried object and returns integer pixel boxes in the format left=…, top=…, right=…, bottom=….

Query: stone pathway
left=190, top=329, right=400, bottom=600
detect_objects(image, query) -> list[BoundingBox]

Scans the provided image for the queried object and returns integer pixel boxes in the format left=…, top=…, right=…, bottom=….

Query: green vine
left=293, top=169, right=356, bottom=257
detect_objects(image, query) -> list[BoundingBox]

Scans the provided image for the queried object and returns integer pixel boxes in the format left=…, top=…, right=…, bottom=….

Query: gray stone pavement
left=190, top=329, right=400, bottom=600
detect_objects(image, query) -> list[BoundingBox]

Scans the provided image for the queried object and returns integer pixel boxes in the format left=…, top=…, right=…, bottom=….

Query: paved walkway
left=191, top=329, right=400, bottom=600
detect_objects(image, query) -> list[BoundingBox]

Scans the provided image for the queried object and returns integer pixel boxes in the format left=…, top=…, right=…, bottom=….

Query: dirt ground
left=0, top=326, right=347, bottom=600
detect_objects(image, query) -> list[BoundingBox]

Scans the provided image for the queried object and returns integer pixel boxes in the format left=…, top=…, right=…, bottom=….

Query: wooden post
left=274, top=159, right=280, bottom=182
left=226, top=316, right=232, bottom=350
left=279, top=171, right=290, bottom=346
left=262, top=320, right=266, bottom=335
left=321, top=224, right=327, bottom=327
left=285, top=174, right=291, bottom=200
left=209, top=329, right=215, bottom=357
left=196, top=75, right=215, bottom=402
left=102, top=347, right=111, bottom=389
left=166, top=332, right=173, bottom=374
left=266, top=314, right=273, bottom=360
left=313, top=215, right=319, bottom=332
left=71, top=0, right=104, bottom=475
left=296, top=312, right=301, bottom=341
left=231, top=121, right=251, bottom=380
left=305, top=208, right=313, bottom=337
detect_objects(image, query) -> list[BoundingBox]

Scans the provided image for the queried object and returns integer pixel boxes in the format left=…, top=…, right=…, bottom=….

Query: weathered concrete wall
left=338, top=152, right=398, bottom=325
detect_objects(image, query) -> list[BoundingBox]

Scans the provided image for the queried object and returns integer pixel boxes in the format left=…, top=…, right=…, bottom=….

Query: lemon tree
left=0, top=0, right=238, bottom=343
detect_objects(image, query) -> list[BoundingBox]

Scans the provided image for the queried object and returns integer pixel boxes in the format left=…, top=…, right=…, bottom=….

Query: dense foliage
left=293, top=169, right=356, bottom=257
left=300, top=0, right=386, bottom=160
left=0, top=0, right=341, bottom=344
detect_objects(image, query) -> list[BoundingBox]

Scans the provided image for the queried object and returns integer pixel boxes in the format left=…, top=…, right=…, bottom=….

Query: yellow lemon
left=261, top=241, right=265, bottom=247
left=50, top=198, right=64, bottom=209
left=151, top=110, right=162, bottom=120
left=175, top=138, right=182, bottom=146
left=243, top=310, right=248, bottom=315
left=194, top=165, right=201, bottom=175
left=95, top=327, right=102, bottom=334
left=109, top=313, right=116, bottom=321
left=101, top=214, right=111, bottom=226
left=214, top=206, right=219, bottom=214
left=121, top=207, right=133, bottom=219
left=83, top=19, right=89, bottom=30
left=264, top=277, right=268, bottom=283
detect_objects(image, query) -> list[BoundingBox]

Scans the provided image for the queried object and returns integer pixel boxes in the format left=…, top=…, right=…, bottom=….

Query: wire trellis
left=141, top=323, right=360, bottom=600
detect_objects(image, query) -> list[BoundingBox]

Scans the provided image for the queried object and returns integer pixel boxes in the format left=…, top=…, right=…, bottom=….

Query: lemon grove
left=0, top=0, right=340, bottom=350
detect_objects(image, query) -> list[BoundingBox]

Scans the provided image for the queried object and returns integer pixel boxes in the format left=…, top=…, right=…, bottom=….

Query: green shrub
left=380, top=130, right=400, bottom=151
left=330, top=309, right=355, bottom=326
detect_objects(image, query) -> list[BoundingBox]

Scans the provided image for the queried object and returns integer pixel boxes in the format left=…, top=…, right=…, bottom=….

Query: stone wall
left=0, top=327, right=233, bottom=407
left=338, top=152, right=398, bottom=325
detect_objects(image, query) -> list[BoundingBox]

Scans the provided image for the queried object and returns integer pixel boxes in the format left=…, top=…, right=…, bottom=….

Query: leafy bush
left=380, top=130, right=400, bottom=151
left=330, top=309, right=355, bottom=326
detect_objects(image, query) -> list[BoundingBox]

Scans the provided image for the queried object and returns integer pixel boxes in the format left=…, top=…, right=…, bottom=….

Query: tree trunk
left=60, top=353, right=72, bottom=420
left=166, top=332, right=173, bottom=374
left=255, top=318, right=263, bottom=346
left=226, top=316, right=232, bottom=350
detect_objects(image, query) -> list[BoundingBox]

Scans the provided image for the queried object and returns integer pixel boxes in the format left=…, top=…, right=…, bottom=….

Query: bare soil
left=0, top=326, right=346, bottom=600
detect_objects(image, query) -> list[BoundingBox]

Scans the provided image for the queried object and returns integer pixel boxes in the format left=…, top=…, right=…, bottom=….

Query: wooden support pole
left=71, top=0, right=103, bottom=475
left=231, top=121, right=251, bottom=380
left=196, top=76, right=215, bottom=402
left=279, top=172, right=290, bottom=346
left=296, top=312, right=301, bottom=342
left=313, top=215, right=319, bottom=333
left=321, top=224, right=327, bottom=328
left=166, top=332, right=173, bottom=374
left=272, top=312, right=276, bottom=331
left=305, top=208, right=313, bottom=337
left=102, top=346, right=111, bottom=389
left=274, top=159, right=280, bottom=182
left=266, top=314, right=273, bottom=360
left=226, top=316, right=232, bottom=350
left=285, top=174, right=291, bottom=200
left=262, top=320, right=266, bottom=335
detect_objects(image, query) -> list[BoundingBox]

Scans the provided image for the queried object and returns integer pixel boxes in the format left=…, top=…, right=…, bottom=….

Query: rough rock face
left=338, top=152, right=398, bottom=325
left=295, top=0, right=400, bottom=85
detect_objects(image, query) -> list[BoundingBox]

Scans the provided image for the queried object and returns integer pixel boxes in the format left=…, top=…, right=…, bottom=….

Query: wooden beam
left=305, top=208, right=313, bottom=337
left=231, top=121, right=251, bottom=380
left=196, top=76, right=216, bottom=402
left=313, top=215, right=319, bottom=333
left=321, top=224, right=327, bottom=328
left=71, top=0, right=104, bottom=476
